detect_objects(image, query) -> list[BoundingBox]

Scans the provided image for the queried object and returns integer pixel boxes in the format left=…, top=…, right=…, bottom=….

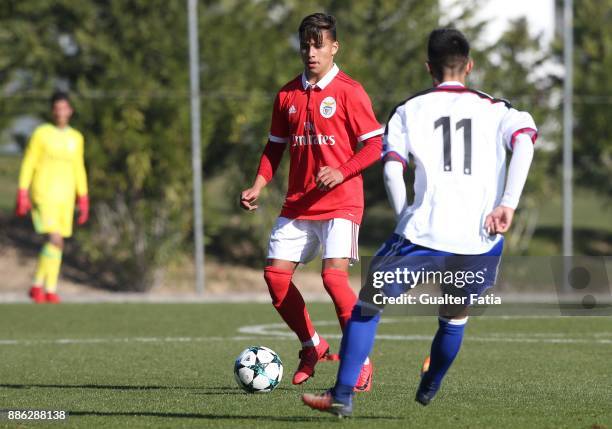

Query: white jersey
left=383, top=82, right=537, bottom=254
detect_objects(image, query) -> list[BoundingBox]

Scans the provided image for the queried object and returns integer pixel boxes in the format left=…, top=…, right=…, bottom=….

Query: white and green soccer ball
left=233, top=346, right=283, bottom=393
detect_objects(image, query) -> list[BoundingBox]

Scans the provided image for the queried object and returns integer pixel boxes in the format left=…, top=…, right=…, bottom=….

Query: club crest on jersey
left=320, top=96, right=336, bottom=118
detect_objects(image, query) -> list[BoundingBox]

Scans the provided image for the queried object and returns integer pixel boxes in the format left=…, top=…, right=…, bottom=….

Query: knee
left=323, top=258, right=349, bottom=272
left=438, top=303, right=469, bottom=320
left=48, top=234, right=64, bottom=250
left=350, top=304, right=381, bottom=322
left=321, top=268, right=349, bottom=290
left=264, top=266, right=293, bottom=307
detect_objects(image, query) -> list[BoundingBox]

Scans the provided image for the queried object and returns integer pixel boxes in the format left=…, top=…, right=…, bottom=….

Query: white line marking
left=0, top=334, right=610, bottom=347
left=0, top=336, right=254, bottom=346
left=1, top=317, right=610, bottom=347
left=237, top=319, right=612, bottom=345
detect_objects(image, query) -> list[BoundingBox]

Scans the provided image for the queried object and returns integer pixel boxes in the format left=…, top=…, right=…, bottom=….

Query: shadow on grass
left=0, top=383, right=258, bottom=395
left=1, top=214, right=116, bottom=291
left=68, top=410, right=401, bottom=421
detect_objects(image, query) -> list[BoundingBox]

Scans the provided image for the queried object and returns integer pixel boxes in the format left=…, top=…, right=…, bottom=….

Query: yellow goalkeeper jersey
left=18, top=123, right=88, bottom=204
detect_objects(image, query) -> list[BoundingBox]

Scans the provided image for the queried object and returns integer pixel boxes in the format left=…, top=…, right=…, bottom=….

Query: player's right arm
left=240, top=93, right=289, bottom=211
left=382, top=105, right=409, bottom=219
left=15, top=127, right=43, bottom=216
left=240, top=171, right=275, bottom=211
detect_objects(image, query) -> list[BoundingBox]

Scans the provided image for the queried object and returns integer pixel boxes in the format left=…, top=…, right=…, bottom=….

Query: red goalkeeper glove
left=77, top=195, right=89, bottom=225
left=15, top=189, right=32, bottom=217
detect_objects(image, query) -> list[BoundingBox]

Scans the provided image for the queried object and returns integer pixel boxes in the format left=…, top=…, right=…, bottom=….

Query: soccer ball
left=233, top=346, right=283, bottom=393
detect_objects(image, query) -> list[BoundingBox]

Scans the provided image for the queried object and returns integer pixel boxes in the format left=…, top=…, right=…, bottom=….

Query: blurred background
left=0, top=0, right=610, bottom=296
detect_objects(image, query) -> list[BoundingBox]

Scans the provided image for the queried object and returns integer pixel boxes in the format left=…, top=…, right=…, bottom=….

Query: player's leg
left=44, top=201, right=73, bottom=303
left=415, top=304, right=469, bottom=405
left=30, top=203, right=64, bottom=303
left=416, top=238, right=504, bottom=405
left=30, top=244, right=47, bottom=303
left=305, top=234, right=407, bottom=412
left=321, top=256, right=373, bottom=391
left=29, top=203, right=48, bottom=302
left=321, top=257, right=355, bottom=330
left=304, top=288, right=391, bottom=409
left=264, top=258, right=316, bottom=344
left=319, top=219, right=372, bottom=391
left=304, top=236, right=448, bottom=414
left=319, top=219, right=360, bottom=330
left=30, top=234, right=63, bottom=304
left=264, top=217, right=328, bottom=384
left=43, top=232, right=64, bottom=303
left=302, top=302, right=381, bottom=415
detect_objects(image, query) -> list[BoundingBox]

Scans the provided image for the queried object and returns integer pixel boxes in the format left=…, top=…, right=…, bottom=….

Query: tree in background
left=1, top=0, right=193, bottom=290
left=568, top=0, right=612, bottom=197
left=0, top=0, right=565, bottom=290
left=472, top=16, right=557, bottom=254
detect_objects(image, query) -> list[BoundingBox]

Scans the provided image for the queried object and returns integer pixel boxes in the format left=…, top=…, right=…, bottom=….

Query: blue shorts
left=360, top=234, right=504, bottom=308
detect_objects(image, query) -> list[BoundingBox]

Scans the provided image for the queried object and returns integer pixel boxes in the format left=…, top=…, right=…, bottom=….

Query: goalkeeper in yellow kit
left=15, top=92, right=89, bottom=303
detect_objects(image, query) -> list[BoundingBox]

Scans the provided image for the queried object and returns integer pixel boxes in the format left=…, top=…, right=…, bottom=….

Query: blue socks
left=332, top=305, right=381, bottom=404
left=421, top=316, right=467, bottom=394
left=332, top=310, right=466, bottom=404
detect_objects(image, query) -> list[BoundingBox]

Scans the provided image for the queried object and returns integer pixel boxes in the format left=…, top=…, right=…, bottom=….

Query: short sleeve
left=382, top=104, right=409, bottom=168
left=500, top=108, right=538, bottom=151
left=268, top=92, right=289, bottom=144
left=345, top=85, right=384, bottom=142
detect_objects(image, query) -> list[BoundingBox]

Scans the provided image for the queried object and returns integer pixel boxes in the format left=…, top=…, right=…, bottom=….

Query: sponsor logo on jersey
left=292, top=134, right=336, bottom=147
left=293, top=121, right=335, bottom=146
left=320, top=96, right=336, bottom=118
left=288, top=105, right=297, bottom=114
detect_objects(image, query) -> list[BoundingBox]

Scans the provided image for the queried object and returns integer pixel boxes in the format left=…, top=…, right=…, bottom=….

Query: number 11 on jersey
left=434, top=116, right=472, bottom=175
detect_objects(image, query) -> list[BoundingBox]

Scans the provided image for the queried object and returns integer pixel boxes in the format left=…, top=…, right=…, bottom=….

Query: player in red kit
left=240, top=13, right=383, bottom=391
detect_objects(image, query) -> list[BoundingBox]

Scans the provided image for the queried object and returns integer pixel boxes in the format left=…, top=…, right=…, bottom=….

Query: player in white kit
left=303, top=28, right=537, bottom=416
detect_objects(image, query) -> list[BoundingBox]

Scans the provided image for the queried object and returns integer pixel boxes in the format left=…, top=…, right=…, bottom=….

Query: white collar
left=437, top=81, right=464, bottom=87
left=302, top=64, right=339, bottom=90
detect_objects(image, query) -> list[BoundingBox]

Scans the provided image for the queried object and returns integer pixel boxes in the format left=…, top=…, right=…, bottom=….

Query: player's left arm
left=485, top=110, right=537, bottom=234
left=316, top=86, right=384, bottom=191
left=74, top=134, right=89, bottom=225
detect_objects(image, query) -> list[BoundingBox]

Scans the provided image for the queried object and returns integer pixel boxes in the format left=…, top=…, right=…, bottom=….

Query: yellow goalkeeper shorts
left=32, top=201, right=74, bottom=238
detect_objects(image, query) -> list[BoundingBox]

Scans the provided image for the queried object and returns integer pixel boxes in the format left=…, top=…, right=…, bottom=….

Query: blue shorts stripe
left=371, top=234, right=504, bottom=299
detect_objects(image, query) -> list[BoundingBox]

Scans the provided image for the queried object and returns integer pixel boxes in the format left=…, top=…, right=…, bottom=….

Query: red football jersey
left=268, top=64, right=383, bottom=224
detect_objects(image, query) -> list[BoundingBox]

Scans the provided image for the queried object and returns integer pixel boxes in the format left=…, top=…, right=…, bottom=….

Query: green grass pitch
left=0, top=303, right=610, bottom=428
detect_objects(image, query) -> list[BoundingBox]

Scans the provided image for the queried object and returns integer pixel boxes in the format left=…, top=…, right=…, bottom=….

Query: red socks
left=322, top=269, right=357, bottom=331
left=264, top=266, right=357, bottom=342
left=264, top=266, right=315, bottom=343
